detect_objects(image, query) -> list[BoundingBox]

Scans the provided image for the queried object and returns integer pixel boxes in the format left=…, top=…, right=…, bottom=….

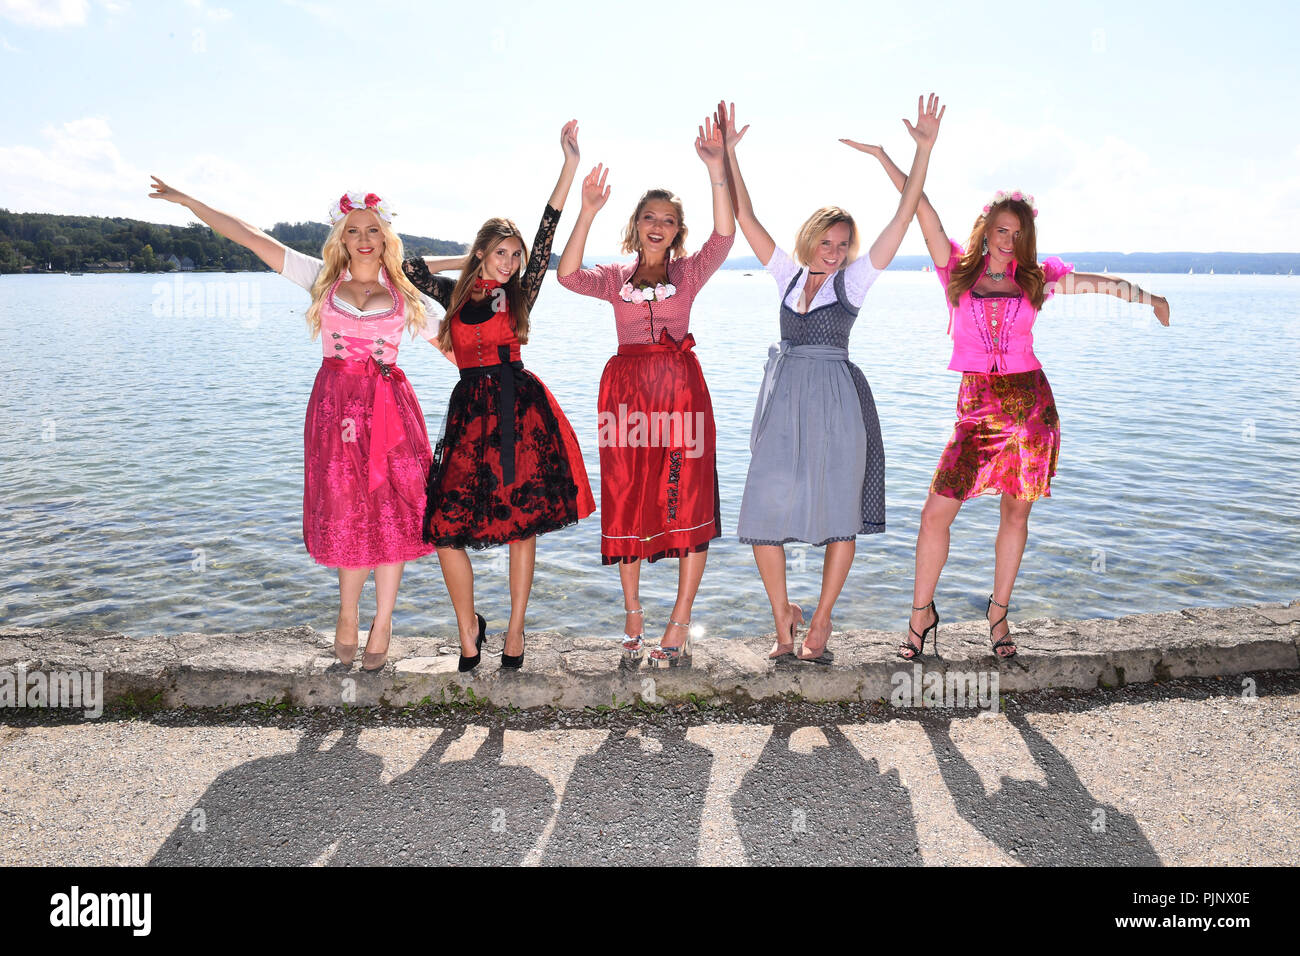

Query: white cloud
left=1, top=33, right=21, bottom=50
left=0, top=0, right=89, bottom=27
left=0, top=116, right=147, bottom=217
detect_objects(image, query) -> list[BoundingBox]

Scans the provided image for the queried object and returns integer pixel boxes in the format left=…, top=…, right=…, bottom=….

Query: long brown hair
left=620, top=188, right=688, bottom=259
left=437, top=218, right=531, bottom=351
left=306, top=210, right=428, bottom=338
left=946, top=199, right=1045, bottom=309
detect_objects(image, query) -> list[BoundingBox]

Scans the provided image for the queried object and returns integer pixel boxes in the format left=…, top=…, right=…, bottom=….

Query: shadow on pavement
left=922, top=713, right=1161, bottom=865
left=730, top=723, right=921, bottom=865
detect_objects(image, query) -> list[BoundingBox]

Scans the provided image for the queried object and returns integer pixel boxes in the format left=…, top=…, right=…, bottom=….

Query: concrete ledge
left=1, top=600, right=1297, bottom=711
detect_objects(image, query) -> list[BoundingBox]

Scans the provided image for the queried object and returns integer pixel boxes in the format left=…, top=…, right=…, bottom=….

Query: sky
left=1, top=0, right=1297, bottom=257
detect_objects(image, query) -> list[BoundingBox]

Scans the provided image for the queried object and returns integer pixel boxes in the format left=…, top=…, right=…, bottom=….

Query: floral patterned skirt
left=425, top=364, right=595, bottom=549
left=930, top=369, right=1060, bottom=502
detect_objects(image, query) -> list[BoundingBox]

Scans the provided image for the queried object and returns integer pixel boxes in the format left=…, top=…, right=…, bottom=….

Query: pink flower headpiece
left=329, top=191, right=395, bottom=226
left=982, top=189, right=1038, bottom=218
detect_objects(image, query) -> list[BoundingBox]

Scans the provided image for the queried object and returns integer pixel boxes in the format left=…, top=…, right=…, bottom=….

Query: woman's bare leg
left=905, top=493, right=963, bottom=653
left=752, top=544, right=801, bottom=658
left=798, top=540, right=855, bottom=659
left=989, top=494, right=1033, bottom=656
left=505, top=537, right=536, bottom=657
left=436, top=546, right=480, bottom=655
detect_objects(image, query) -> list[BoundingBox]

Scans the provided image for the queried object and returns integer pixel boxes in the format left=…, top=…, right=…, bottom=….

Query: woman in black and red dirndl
left=403, top=121, right=593, bottom=671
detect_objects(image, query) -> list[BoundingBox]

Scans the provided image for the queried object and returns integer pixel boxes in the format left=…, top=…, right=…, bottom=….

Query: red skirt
left=426, top=362, right=594, bottom=549
left=303, top=357, right=436, bottom=567
left=596, top=331, right=721, bottom=563
left=930, top=369, right=1061, bottom=502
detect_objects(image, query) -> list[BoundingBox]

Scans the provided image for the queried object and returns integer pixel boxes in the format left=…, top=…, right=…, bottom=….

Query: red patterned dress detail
left=930, top=240, right=1074, bottom=501
left=557, top=230, right=733, bottom=563
left=403, top=205, right=594, bottom=548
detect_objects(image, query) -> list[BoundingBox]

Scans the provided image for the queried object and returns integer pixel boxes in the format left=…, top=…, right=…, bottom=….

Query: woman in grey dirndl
left=718, top=96, right=944, bottom=660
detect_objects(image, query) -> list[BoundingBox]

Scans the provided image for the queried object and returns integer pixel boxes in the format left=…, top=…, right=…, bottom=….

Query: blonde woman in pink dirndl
left=843, top=147, right=1171, bottom=661
left=149, top=177, right=465, bottom=671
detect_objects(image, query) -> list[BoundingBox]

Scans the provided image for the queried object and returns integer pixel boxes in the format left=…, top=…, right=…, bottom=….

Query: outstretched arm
left=557, top=163, right=609, bottom=280
left=520, top=120, right=583, bottom=309
left=1057, top=272, right=1171, bottom=325
left=848, top=94, right=944, bottom=271
left=716, top=101, right=775, bottom=265
left=149, top=175, right=287, bottom=273
left=421, top=254, right=468, bottom=272
left=842, top=139, right=952, bottom=268
left=696, top=113, right=735, bottom=238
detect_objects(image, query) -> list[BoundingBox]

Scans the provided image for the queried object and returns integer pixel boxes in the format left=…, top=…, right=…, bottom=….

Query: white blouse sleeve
left=764, top=246, right=800, bottom=302
left=280, top=247, right=324, bottom=292
left=842, top=254, right=883, bottom=307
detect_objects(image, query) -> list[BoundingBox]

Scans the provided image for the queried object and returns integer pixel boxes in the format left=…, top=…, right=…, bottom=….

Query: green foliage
left=0, top=208, right=466, bottom=274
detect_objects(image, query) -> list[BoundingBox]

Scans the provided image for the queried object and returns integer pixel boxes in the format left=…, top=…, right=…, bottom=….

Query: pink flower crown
left=329, top=191, right=395, bottom=225
left=983, top=189, right=1038, bottom=218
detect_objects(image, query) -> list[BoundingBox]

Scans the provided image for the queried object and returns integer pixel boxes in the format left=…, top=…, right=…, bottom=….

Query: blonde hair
left=305, top=209, right=428, bottom=339
left=792, top=207, right=859, bottom=268
left=437, top=218, right=532, bottom=352
left=620, top=188, right=688, bottom=258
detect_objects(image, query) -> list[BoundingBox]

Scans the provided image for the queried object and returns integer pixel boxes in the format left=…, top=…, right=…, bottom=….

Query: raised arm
left=716, top=101, right=775, bottom=265
left=842, top=139, right=951, bottom=268
left=149, top=175, right=287, bottom=273
left=695, top=113, right=735, bottom=238
left=846, top=94, right=944, bottom=271
left=1056, top=271, right=1171, bottom=325
left=557, top=163, right=609, bottom=280
left=520, top=120, right=582, bottom=309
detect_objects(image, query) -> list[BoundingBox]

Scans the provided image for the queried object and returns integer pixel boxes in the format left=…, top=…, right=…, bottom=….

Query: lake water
left=1, top=269, right=1297, bottom=641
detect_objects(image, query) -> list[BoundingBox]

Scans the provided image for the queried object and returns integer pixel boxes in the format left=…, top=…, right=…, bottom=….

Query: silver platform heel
left=648, top=619, right=693, bottom=669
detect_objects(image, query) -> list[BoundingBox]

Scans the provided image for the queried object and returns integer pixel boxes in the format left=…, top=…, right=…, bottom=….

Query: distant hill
left=720, top=252, right=1300, bottom=274
left=0, top=209, right=466, bottom=273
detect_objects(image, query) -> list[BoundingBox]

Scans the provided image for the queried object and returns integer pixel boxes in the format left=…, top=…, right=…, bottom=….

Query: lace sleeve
left=520, top=204, right=561, bottom=311
left=402, top=256, right=455, bottom=308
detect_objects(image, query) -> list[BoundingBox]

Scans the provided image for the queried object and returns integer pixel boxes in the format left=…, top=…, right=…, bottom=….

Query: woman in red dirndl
left=402, top=121, right=594, bottom=672
left=557, top=114, right=735, bottom=667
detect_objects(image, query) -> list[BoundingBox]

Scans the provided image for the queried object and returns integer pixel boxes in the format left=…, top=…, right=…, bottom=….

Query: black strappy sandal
left=987, top=595, right=1017, bottom=659
left=899, top=600, right=939, bottom=659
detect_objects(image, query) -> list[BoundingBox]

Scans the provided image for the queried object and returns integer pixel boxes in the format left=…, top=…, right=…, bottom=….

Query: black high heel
left=501, top=630, right=524, bottom=670
left=899, top=600, right=940, bottom=659
left=458, top=613, right=487, bottom=672
left=987, top=595, right=1017, bottom=659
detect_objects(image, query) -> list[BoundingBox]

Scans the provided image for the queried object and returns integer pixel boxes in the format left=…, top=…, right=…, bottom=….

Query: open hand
left=1153, top=295, right=1171, bottom=326
left=713, top=100, right=749, bottom=150
left=560, top=119, right=580, bottom=164
left=148, top=175, right=190, bottom=205
left=839, top=139, right=885, bottom=158
left=902, top=93, right=945, bottom=149
left=580, top=163, right=610, bottom=213
left=695, top=114, right=725, bottom=167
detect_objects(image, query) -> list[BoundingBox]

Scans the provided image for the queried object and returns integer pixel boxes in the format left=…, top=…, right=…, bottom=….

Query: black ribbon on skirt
left=459, top=344, right=524, bottom=487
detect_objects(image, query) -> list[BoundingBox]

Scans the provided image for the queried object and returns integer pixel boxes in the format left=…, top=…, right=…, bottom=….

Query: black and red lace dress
left=402, top=205, right=594, bottom=549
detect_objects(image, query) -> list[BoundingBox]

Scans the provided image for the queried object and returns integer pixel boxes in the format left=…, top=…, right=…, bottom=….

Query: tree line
left=0, top=209, right=466, bottom=273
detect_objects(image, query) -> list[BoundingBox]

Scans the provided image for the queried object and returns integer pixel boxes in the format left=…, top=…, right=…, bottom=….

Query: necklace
left=985, top=264, right=1009, bottom=282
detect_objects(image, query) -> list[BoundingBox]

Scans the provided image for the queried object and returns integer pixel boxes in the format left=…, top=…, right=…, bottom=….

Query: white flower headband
left=983, top=189, right=1038, bottom=218
left=329, top=191, right=395, bottom=226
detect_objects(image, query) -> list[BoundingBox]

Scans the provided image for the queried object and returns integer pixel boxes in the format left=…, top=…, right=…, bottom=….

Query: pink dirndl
left=302, top=283, right=436, bottom=567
